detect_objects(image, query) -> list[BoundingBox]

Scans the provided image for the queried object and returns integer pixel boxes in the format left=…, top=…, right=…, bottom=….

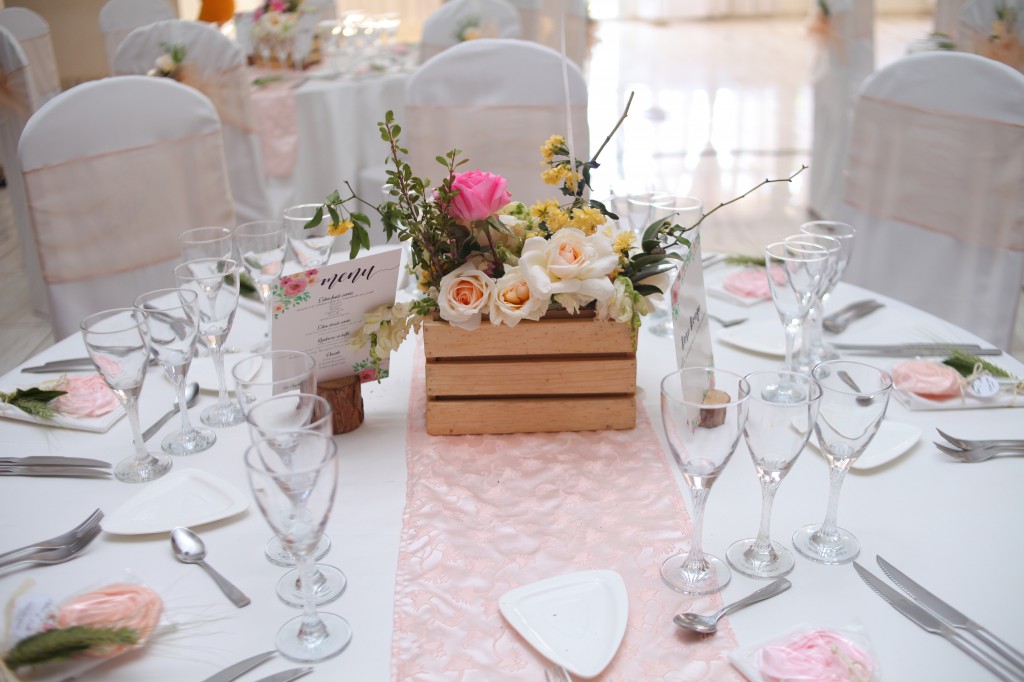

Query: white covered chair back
left=99, top=0, right=176, bottom=73
left=420, top=0, right=522, bottom=62
left=113, top=19, right=272, bottom=225
left=18, top=76, right=236, bottom=340
left=840, top=51, right=1024, bottom=348
left=533, top=0, right=589, bottom=67
left=0, top=7, right=60, bottom=106
left=405, top=38, right=588, bottom=208
left=959, top=0, right=1024, bottom=72
left=807, top=0, right=875, bottom=221
left=0, top=25, right=46, bottom=314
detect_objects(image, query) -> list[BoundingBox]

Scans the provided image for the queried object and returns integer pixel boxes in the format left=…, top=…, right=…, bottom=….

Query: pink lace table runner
left=248, top=69, right=300, bottom=178
left=391, top=343, right=742, bottom=681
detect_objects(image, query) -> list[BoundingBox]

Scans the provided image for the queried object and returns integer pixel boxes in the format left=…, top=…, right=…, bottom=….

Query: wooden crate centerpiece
left=422, top=309, right=637, bottom=436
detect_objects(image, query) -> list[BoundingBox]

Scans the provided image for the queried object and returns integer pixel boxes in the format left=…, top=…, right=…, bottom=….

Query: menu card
left=670, top=231, right=714, bottom=370
left=271, top=249, right=402, bottom=382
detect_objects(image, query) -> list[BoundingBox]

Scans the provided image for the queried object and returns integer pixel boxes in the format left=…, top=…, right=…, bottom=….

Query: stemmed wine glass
left=174, top=258, right=245, bottom=428
left=282, top=204, right=337, bottom=270
left=231, top=350, right=331, bottom=565
left=133, top=288, right=215, bottom=455
left=179, top=226, right=234, bottom=261
left=234, top=221, right=288, bottom=353
left=785, top=233, right=841, bottom=373
left=660, top=367, right=750, bottom=594
left=245, top=431, right=352, bottom=662
left=726, top=370, right=822, bottom=579
left=246, top=392, right=345, bottom=607
left=645, top=195, right=703, bottom=338
left=81, top=309, right=172, bottom=483
left=792, top=360, right=893, bottom=565
left=799, top=221, right=856, bottom=364
left=764, top=240, right=830, bottom=377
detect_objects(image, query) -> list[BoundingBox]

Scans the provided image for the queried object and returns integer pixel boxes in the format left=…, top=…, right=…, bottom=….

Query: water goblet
left=174, top=258, right=245, bottom=428
left=784, top=233, right=842, bottom=372
left=234, top=220, right=288, bottom=353
left=792, top=360, right=893, bottom=565
left=799, top=221, right=857, bottom=363
left=246, top=393, right=345, bottom=607
left=283, top=203, right=337, bottom=270
left=231, top=350, right=330, bottom=565
left=660, top=367, right=750, bottom=595
left=245, top=431, right=352, bottom=662
left=644, top=195, right=703, bottom=338
left=764, top=240, right=830, bottom=377
left=81, top=309, right=173, bottom=483
left=133, top=288, right=215, bottom=455
left=726, top=370, right=822, bottom=579
left=179, top=226, right=234, bottom=261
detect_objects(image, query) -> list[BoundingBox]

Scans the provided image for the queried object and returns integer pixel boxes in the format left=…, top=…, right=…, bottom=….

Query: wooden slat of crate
left=425, top=356, right=636, bottom=397
left=422, top=314, right=635, bottom=358
left=425, top=395, right=636, bottom=435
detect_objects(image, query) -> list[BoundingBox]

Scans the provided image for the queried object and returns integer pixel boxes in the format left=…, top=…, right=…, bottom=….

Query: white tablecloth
left=1, top=269, right=1022, bottom=681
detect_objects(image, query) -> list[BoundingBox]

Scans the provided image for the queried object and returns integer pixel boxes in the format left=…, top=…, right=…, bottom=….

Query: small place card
left=670, top=231, right=714, bottom=370
left=271, top=249, right=402, bottom=382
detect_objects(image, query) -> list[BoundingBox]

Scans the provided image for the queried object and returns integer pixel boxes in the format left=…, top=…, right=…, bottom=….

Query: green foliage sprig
left=943, top=350, right=1016, bottom=380
left=0, top=387, right=66, bottom=419
left=4, top=626, right=138, bottom=669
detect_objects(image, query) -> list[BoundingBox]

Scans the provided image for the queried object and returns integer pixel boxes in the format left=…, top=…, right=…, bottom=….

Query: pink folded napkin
left=723, top=267, right=785, bottom=300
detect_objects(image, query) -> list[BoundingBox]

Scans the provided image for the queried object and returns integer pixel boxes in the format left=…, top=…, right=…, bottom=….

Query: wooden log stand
left=317, top=375, right=364, bottom=434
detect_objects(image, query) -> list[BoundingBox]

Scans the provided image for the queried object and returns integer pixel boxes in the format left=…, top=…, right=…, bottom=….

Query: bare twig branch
left=590, top=91, right=635, bottom=165
left=688, top=164, right=808, bottom=232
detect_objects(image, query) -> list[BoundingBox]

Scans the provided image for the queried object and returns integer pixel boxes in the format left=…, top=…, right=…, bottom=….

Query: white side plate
left=103, top=469, right=249, bottom=535
left=499, top=570, right=628, bottom=679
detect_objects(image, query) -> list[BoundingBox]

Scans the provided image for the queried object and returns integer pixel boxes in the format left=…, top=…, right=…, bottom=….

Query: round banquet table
left=0, top=264, right=1022, bottom=681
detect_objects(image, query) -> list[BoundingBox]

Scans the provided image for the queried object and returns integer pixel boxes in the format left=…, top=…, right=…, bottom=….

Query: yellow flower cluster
left=529, top=200, right=607, bottom=235
left=541, top=164, right=581, bottom=192
left=540, top=134, right=566, bottom=161
left=328, top=220, right=353, bottom=237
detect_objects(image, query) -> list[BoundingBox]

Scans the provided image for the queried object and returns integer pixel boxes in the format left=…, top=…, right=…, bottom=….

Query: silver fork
left=0, top=509, right=104, bottom=563
left=936, top=429, right=1024, bottom=450
left=707, top=314, right=748, bottom=328
left=0, top=522, right=103, bottom=571
left=935, top=442, right=1024, bottom=463
left=822, top=300, right=884, bottom=334
left=544, top=665, right=572, bottom=682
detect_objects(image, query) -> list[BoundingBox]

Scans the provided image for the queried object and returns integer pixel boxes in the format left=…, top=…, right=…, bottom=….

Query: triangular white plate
left=102, top=469, right=249, bottom=535
left=499, top=570, right=628, bottom=679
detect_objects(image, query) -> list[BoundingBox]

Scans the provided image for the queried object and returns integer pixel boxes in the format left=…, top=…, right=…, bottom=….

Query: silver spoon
left=837, top=370, right=873, bottom=407
left=170, top=527, right=251, bottom=608
left=143, top=382, right=200, bottom=442
left=673, top=578, right=791, bottom=634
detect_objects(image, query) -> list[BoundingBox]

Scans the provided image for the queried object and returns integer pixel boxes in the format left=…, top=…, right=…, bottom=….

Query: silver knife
left=853, top=562, right=1019, bottom=681
left=199, top=650, right=276, bottom=682
left=253, top=667, right=314, bottom=682
left=0, top=467, right=112, bottom=478
left=877, top=556, right=1024, bottom=674
left=0, top=457, right=111, bottom=468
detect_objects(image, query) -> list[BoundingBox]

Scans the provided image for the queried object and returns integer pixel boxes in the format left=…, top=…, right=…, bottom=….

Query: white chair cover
left=98, top=0, right=176, bottom=73
left=113, top=19, right=273, bottom=225
left=807, top=0, right=875, bottom=221
left=533, top=0, right=589, bottom=67
left=18, top=76, right=236, bottom=340
left=420, top=0, right=522, bottom=62
left=0, top=8, right=61, bottom=106
left=406, top=38, right=588, bottom=207
left=959, top=0, right=1024, bottom=72
left=0, top=26, right=46, bottom=315
left=840, top=52, right=1024, bottom=349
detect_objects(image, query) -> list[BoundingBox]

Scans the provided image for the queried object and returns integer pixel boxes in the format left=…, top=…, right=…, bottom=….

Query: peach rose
left=445, top=170, right=512, bottom=223
left=51, top=375, right=120, bottom=418
left=488, top=266, right=549, bottom=327
left=57, top=584, right=163, bottom=657
left=438, top=263, right=493, bottom=330
left=892, top=360, right=962, bottom=400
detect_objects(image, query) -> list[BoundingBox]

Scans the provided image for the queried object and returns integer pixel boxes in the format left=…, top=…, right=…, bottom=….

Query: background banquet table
left=0, top=263, right=1022, bottom=681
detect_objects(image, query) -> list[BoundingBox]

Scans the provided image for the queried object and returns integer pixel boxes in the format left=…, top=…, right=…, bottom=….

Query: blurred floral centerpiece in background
left=250, top=0, right=316, bottom=68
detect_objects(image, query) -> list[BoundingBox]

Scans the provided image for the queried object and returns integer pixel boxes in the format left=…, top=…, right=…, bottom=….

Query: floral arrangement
left=454, top=17, right=494, bottom=42
left=985, top=3, right=1023, bottom=68
left=251, top=0, right=307, bottom=40
left=146, top=42, right=185, bottom=79
left=0, top=375, right=118, bottom=420
left=306, top=101, right=803, bottom=377
left=2, top=583, right=163, bottom=678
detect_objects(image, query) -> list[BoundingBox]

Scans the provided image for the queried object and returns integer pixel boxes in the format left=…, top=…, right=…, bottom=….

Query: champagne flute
left=764, top=240, right=829, bottom=378
left=645, top=195, right=703, bottom=338
left=174, top=258, right=245, bottom=428
left=799, top=221, right=856, bottom=363
left=793, top=360, right=892, bottom=565
left=234, top=221, right=288, bottom=353
left=81, top=309, right=173, bottom=483
left=231, top=350, right=330, bottom=566
left=282, top=203, right=337, bottom=270
left=245, top=431, right=352, bottom=662
left=246, top=392, right=345, bottom=607
left=133, top=288, right=215, bottom=455
left=726, top=370, right=822, bottom=579
left=660, top=367, right=750, bottom=595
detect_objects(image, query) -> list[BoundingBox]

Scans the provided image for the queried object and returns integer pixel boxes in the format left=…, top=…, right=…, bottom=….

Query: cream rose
left=155, top=54, right=177, bottom=74
left=437, top=262, right=493, bottom=330
left=488, top=266, right=549, bottom=327
left=519, top=228, right=618, bottom=313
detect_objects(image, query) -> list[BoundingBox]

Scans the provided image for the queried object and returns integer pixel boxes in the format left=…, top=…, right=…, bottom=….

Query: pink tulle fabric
left=391, top=341, right=742, bottom=681
left=757, top=629, right=874, bottom=682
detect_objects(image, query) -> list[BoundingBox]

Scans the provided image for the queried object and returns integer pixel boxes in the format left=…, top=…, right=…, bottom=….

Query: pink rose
left=358, top=368, right=377, bottom=382
left=52, top=375, right=120, bottom=418
left=445, top=170, right=512, bottom=223
left=283, top=278, right=307, bottom=296
left=57, top=584, right=163, bottom=657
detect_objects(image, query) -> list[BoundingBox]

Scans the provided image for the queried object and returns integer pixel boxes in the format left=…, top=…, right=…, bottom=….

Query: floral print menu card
left=271, top=249, right=402, bottom=383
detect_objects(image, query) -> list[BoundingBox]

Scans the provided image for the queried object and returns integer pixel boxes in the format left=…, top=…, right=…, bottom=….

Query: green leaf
left=327, top=205, right=340, bottom=226
left=326, top=190, right=341, bottom=204
left=351, top=212, right=371, bottom=227
left=305, top=206, right=323, bottom=230
left=4, top=626, right=139, bottom=668
left=633, top=284, right=663, bottom=297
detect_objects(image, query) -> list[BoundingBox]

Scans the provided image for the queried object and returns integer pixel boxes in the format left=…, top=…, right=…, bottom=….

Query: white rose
left=519, top=228, right=618, bottom=314
left=597, top=277, right=648, bottom=323
left=488, top=266, right=549, bottom=327
left=437, top=262, right=493, bottom=330
left=155, top=54, right=177, bottom=74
